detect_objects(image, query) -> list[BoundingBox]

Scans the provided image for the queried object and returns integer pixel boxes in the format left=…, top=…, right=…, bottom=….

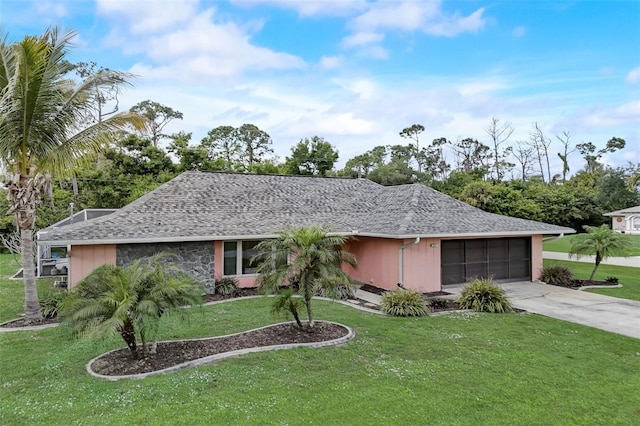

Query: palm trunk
left=588, top=253, right=602, bottom=281
left=304, top=295, right=314, bottom=330
left=21, top=227, right=43, bottom=323
left=121, top=320, right=139, bottom=359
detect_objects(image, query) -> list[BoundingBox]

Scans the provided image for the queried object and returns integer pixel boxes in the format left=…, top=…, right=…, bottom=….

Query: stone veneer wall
left=116, top=241, right=215, bottom=293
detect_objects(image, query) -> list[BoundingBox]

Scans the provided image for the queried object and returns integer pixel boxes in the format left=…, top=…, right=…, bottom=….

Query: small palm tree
left=253, top=226, right=357, bottom=331
left=0, top=28, right=145, bottom=323
left=61, top=253, right=203, bottom=359
left=569, top=225, right=631, bottom=281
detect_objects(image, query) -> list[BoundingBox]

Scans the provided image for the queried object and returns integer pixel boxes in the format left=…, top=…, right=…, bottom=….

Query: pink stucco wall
left=343, top=237, right=400, bottom=291
left=69, top=244, right=116, bottom=288
left=531, top=234, right=543, bottom=281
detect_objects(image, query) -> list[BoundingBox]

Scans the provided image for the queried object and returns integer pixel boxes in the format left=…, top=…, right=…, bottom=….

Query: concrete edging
left=0, top=319, right=59, bottom=332
left=577, top=284, right=623, bottom=291
left=86, top=321, right=355, bottom=381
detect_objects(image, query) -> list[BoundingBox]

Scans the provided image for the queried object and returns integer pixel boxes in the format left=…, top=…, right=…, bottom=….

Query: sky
left=2, top=0, right=639, bottom=175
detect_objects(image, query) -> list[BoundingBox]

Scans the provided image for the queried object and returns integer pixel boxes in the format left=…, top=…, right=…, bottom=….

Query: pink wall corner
left=344, top=237, right=400, bottom=291
left=402, top=238, right=441, bottom=293
left=531, top=234, right=543, bottom=281
left=69, top=244, right=116, bottom=288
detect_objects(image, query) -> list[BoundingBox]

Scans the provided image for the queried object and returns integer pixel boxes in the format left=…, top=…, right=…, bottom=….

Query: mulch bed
left=91, top=321, right=347, bottom=376
left=0, top=317, right=59, bottom=328
left=359, top=284, right=388, bottom=295
left=202, top=288, right=260, bottom=303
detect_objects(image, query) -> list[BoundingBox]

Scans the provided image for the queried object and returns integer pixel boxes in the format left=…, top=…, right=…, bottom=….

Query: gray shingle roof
left=38, top=171, right=574, bottom=244
left=603, top=205, right=640, bottom=216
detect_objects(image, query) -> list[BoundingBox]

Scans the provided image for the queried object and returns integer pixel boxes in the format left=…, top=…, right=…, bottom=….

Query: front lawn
left=2, top=261, right=640, bottom=424
left=543, top=259, right=640, bottom=301
left=543, top=234, right=640, bottom=257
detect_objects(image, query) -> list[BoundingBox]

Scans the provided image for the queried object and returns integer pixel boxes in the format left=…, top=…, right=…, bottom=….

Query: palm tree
left=61, top=253, right=203, bottom=359
left=0, top=28, right=144, bottom=323
left=253, top=226, right=357, bottom=331
left=569, top=225, right=631, bottom=281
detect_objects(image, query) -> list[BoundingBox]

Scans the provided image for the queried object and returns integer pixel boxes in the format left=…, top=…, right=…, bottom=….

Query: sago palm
left=61, top=253, right=203, bottom=359
left=253, top=226, right=357, bottom=330
left=0, top=28, right=144, bottom=323
left=569, top=224, right=631, bottom=280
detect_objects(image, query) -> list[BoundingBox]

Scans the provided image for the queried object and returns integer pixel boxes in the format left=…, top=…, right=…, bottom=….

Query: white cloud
left=583, top=101, right=640, bottom=128
left=626, top=67, right=640, bottom=84
left=512, top=26, right=526, bottom=38
left=342, top=31, right=384, bottom=47
left=35, top=1, right=68, bottom=18
left=319, top=55, right=343, bottom=69
left=350, top=1, right=486, bottom=37
left=230, top=0, right=368, bottom=17
left=96, top=0, right=199, bottom=34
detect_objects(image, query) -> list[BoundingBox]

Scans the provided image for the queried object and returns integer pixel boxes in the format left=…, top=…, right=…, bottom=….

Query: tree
left=451, top=138, right=490, bottom=175
left=485, top=117, right=514, bottom=180
left=234, top=123, right=273, bottom=169
left=61, top=254, right=203, bottom=359
left=569, top=225, right=631, bottom=280
left=529, top=122, right=552, bottom=183
left=556, top=131, right=575, bottom=183
left=0, top=28, right=143, bottom=323
left=253, top=226, right=357, bottom=331
left=130, top=100, right=183, bottom=147
left=399, top=124, right=425, bottom=173
left=509, top=143, right=535, bottom=182
left=285, top=136, right=339, bottom=176
left=200, top=125, right=243, bottom=169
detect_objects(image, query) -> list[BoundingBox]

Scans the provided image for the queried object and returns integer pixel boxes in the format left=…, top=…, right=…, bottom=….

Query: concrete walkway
left=500, top=281, right=640, bottom=339
left=543, top=251, right=640, bottom=268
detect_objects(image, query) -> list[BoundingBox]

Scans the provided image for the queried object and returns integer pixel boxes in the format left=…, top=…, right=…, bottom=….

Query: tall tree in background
left=529, top=122, right=552, bottom=183
left=234, top=123, right=273, bottom=169
left=285, top=136, right=339, bottom=176
left=0, top=28, right=143, bottom=323
left=508, top=143, right=535, bottom=182
left=200, top=125, right=242, bottom=169
left=130, top=100, right=183, bottom=147
left=451, top=138, right=490, bottom=175
left=556, top=131, right=575, bottom=183
left=485, top=117, right=514, bottom=181
left=399, top=124, right=425, bottom=173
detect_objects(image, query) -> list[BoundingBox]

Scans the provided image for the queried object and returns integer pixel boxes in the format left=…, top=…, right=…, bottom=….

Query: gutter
left=398, top=237, right=420, bottom=287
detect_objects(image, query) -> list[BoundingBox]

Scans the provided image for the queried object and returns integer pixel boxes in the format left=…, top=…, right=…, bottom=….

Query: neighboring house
left=36, top=208, right=117, bottom=277
left=604, top=205, right=640, bottom=234
left=37, top=171, right=574, bottom=293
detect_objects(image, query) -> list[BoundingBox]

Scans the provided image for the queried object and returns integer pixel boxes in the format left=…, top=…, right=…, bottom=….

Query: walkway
left=543, top=251, right=640, bottom=268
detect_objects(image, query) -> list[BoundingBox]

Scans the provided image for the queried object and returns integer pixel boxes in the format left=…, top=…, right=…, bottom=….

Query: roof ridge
left=397, top=185, right=422, bottom=234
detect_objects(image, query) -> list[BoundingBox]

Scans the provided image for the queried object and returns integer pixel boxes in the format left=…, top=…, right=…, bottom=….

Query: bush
left=540, top=265, right=575, bottom=287
left=314, top=281, right=355, bottom=300
left=40, top=290, right=69, bottom=319
left=214, top=277, right=241, bottom=296
left=381, top=290, right=427, bottom=317
left=427, top=298, right=450, bottom=310
left=457, top=278, right=513, bottom=313
left=605, top=276, right=619, bottom=284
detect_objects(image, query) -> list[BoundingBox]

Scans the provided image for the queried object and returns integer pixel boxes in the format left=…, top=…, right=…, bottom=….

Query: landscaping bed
left=90, top=321, right=348, bottom=377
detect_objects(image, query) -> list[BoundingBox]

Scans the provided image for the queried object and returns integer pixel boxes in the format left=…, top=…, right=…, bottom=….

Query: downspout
left=398, top=237, right=420, bottom=288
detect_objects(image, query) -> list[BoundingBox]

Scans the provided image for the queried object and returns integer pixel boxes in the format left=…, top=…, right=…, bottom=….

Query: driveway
left=500, top=281, right=640, bottom=339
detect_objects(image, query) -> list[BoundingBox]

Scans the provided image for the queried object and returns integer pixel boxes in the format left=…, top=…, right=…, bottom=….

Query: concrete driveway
left=500, top=281, right=640, bottom=339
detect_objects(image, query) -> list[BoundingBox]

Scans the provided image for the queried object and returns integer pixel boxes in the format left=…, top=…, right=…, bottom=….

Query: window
left=223, top=240, right=262, bottom=276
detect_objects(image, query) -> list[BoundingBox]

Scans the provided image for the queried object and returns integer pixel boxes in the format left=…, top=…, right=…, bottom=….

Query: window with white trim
left=223, top=240, right=262, bottom=276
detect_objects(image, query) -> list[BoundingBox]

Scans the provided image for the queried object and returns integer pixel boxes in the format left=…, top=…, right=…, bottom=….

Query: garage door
left=441, top=237, right=531, bottom=285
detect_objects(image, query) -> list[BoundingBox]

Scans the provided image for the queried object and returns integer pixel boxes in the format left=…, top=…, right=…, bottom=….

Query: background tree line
left=2, top=83, right=638, bottom=242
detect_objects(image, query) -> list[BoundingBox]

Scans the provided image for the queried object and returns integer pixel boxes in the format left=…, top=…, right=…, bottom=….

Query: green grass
left=543, top=259, right=640, bottom=301
left=2, top=256, right=640, bottom=425
left=543, top=234, right=640, bottom=257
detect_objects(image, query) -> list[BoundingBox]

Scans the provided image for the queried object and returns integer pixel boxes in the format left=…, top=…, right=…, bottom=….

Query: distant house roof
left=603, top=205, right=640, bottom=216
left=37, top=171, right=574, bottom=245
left=41, top=209, right=118, bottom=231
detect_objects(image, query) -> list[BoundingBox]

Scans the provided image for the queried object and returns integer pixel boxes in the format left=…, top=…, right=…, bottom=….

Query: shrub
left=605, top=276, right=619, bottom=284
left=271, top=289, right=304, bottom=329
left=314, top=281, right=355, bottom=300
left=427, top=298, right=450, bottom=311
left=214, top=277, right=241, bottom=296
left=457, top=278, right=513, bottom=313
left=540, top=265, right=575, bottom=287
left=381, top=290, right=427, bottom=317
left=40, top=290, right=69, bottom=319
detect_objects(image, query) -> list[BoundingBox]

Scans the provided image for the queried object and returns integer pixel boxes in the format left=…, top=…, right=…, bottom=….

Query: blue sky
left=2, top=0, right=639, bottom=174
